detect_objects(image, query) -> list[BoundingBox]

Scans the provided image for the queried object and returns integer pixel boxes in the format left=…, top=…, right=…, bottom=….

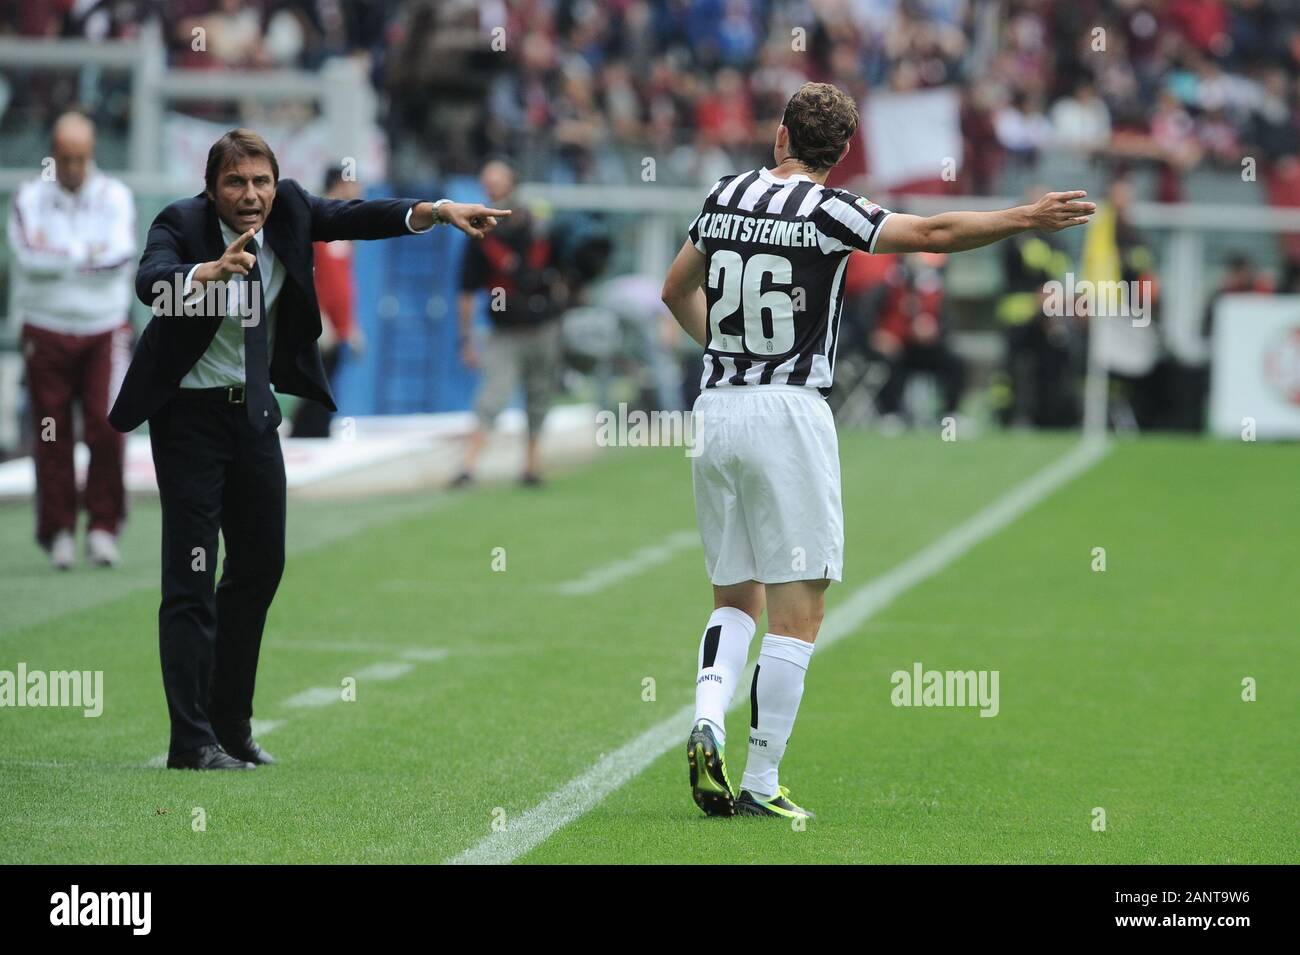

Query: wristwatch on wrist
left=432, top=198, right=452, bottom=223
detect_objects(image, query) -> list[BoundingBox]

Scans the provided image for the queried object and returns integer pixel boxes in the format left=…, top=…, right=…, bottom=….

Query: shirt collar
left=760, top=167, right=814, bottom=185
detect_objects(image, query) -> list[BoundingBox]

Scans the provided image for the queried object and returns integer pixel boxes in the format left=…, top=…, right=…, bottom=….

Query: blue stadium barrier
left=333, top=175, right=494, bottom=416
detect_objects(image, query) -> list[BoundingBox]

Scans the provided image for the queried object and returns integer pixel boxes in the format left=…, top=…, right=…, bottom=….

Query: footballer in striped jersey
left=661, top=82, right=1096, bottom=819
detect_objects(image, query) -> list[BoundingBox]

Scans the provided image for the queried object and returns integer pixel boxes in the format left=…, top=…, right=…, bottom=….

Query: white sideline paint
left=553, top=529, right=700, bottom=596
left=355, top=661, right=415, bottom=681
left=401, top=648, right=452, bottom=663
left=145, top=652, right=446, bottom=764
left=274, top=640, right=450, bottom=662
left=283, top=661, right=414, bottom=708
left=448, top=437, right=1110, bottom=865
left=283, top=686, right=343, bottom=709
left=252, top=718, right=286, bottom=737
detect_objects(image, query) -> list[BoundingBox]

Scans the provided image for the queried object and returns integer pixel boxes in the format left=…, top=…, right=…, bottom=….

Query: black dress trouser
left=149, top=391, right=286, bottom=755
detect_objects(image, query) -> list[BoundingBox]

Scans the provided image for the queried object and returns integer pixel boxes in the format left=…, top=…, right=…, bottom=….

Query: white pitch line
left=283, top=686, right=343, bottom=709
left=274, top=640, right=450, bottom=662
left=449, top=436, right=1110, bottom=865
left=282, top=661, right=414, bottom=708
left=354, top=661, right=415, bottom=681
left=252, top=717, right=286, bottom=737
left=401, top=648, right=452, bottom=663
left=553, top=529, right=700, bottom=596
left=145, top=652, right=445, bottom=763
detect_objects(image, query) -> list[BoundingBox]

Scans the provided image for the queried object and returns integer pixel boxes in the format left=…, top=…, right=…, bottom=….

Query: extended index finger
left=227, top=228, right=256, bottom=253
left=480, top=208, right=512, bottom=217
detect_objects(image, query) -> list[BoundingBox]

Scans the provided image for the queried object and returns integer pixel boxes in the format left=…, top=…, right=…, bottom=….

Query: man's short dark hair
left=205, top=128, right=280, bottom=194
left=781, top=82, right=859, bottom=172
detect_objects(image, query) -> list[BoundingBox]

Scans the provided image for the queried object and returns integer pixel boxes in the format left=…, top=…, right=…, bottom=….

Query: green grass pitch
left=1, top=432, right=1295, bottom=863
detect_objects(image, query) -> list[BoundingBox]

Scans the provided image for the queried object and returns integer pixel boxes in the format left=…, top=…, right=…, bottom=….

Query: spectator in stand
left=995, top=90, right=1053, bottom=167
left=1148, top=88, right=1204, bottom=199
left=16, top=0, right=1291, bottom=207
left=7, top=111, right=135, bottom=569
left=960, top=80, right=1004, bottom=195
left=173, top=0, right=267, bottom=69
left=1244, top=68, right=1299, bottom=164
left=1049, top=78, right=1112, bottom=154
left=550, top=62, right=608, bottom=183
left=1166, top=0, right=1230, bottom=57
left=750, top=40, right=813, bottom=120
left=695, top=68, right=755, bottom=151
left=292, top=164, right=365, bottom=438
left=0, top=0, right=67, bottom=36
left=1197, top=105, right=1241, bottom=167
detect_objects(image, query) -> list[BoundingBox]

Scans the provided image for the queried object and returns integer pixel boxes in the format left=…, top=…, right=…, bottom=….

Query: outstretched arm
left=661, top=240, right=709, bottom=348
left=296, top=178, right=511, bottom=242
left=875, top=191, right=1095, bottom=255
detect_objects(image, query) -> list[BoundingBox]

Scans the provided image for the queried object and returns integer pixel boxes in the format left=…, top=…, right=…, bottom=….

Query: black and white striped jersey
left=686, top=167, right=892, bottom=395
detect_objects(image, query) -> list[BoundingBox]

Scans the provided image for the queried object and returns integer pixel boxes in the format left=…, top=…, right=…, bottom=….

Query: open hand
left=1028, top=191, right=1096, bottom=232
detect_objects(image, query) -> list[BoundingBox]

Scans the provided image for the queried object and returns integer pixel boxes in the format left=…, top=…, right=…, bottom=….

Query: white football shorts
left=690, top=385, right=844, bottom=586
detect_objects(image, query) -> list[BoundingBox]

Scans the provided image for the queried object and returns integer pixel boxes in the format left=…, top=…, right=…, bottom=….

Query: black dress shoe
left=166, top=743, right=255, bottom=770
left=214, top=723, right=277, bottom=765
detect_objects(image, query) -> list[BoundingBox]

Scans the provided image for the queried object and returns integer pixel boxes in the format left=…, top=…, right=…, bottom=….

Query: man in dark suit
left=111, top=128, right=508, bottom=770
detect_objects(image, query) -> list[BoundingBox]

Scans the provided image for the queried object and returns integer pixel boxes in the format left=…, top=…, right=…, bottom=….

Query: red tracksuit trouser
left=22, top=322, right=130, bottom=546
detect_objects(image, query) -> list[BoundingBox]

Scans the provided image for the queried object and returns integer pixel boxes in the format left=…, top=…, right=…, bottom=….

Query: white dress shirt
left=180, top=221, right=285, bottom=389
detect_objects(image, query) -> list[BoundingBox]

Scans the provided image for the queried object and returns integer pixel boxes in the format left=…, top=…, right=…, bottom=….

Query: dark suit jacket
left=109, top=179, right=423, bottom=433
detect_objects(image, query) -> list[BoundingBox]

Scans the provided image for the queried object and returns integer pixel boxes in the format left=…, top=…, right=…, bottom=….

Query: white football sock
left=692, top=606, right=757, bottom=746
left=741, top=633, right=814, bottom=798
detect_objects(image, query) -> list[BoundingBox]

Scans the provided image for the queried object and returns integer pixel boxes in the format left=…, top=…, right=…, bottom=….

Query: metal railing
left=0, top=20, right=372, bottom=193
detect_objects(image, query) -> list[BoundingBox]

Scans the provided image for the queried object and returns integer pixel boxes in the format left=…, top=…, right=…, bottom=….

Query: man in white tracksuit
left=7, top=111, right=136, bottom=569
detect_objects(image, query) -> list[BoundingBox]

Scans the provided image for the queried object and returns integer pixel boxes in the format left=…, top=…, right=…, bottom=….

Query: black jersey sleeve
left=811, top=189, right=893, bottom=254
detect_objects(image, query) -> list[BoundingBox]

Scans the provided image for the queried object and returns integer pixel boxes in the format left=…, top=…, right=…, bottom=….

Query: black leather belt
left=175, top=385, right=246, bottom=404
